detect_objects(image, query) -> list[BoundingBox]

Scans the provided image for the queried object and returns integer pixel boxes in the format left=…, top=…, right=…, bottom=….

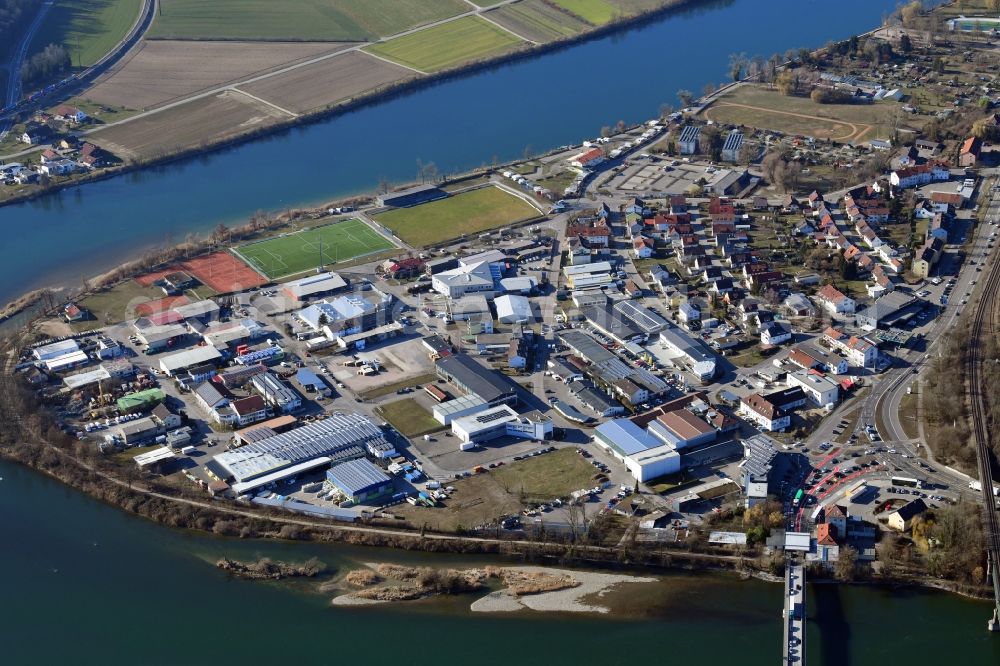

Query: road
left=0, top=0, right=525, bottom=160
left=0, top=0, right=154, bottom=141
left=0, top=0, right=53, bottom=140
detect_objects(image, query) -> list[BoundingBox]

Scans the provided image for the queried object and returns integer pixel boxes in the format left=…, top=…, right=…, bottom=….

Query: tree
left=835, top=546, right=858, bottom=581
left=776, top=70, right=796, bottom=96
left=899, top=33, right=912, bottom=53
left=676, top=89, right=694, bottom=107
left=728, top=52, right=747, bottom=82
left=701, top=126, right=723, bottom=161
left=702, top=82, right=716, bottom=98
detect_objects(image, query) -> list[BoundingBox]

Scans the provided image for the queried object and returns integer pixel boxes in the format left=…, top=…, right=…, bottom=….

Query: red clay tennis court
left=135, top=252, right=267, bottom=294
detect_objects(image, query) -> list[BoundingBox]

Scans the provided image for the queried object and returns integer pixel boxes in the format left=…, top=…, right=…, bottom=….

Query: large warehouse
left=325, top=458, right=393, bottom=504
left=210, top=413, right=391, bottom=494
left=435, top=354, right=520, bottom=407
left=594, top=418, right=680, bottom=482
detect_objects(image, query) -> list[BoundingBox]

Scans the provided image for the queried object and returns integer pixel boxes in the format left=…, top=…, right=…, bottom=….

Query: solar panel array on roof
left=614, top=300, right=668, bottom=334
left=214, top=413, right=386, bottom=482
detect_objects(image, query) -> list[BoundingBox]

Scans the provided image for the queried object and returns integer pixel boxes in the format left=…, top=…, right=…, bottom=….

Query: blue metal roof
left=595, top=418, right=661, bottom=456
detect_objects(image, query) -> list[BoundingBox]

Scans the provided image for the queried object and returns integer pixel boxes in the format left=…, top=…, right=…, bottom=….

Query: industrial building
left=594, top=418, right=680, bottom=482
left=325, top=458, right=393, bottom=504
left=435, top=354, right=520, bottom=407
left=431, top=260, right=498, bottom=299
left=280, top=272, right=348, bottom=302
left=251, top=372, right=302, bottom=413
left=495, top=294, right=533, bottom=324
left=450, top=405, right=552, bottom=444
left=33, top=339, right=89, bottom=372
left=210, top=413, right=391, bottom=494
left=433, top=394, right=488, bottom=425
left=158, top=345, right=222, bottom=377
left=658, top=324, right=717, bottom=381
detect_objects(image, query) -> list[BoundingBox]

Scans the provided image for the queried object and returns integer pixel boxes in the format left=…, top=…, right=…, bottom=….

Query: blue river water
left=0, top=0, right=903, bottom=304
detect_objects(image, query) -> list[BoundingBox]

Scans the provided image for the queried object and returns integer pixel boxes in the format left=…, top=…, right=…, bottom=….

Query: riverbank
left=0, top=401, right=992, bottom=606
left=0, top=0, right=710, bottom=209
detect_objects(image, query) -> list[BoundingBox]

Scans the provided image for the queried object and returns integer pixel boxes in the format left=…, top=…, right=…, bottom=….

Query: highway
left=0, top=0, right=53, bottom=140
left=0, top=0, right=154, bottom=138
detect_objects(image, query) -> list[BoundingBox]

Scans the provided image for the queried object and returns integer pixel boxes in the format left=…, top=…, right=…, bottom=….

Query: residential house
left=739, top=393, right=791, bottom=432
left=632, top=236, right=655, bottom=259
left=783, top=293, right=814, bottom=317
left=823, top=327, right=879, bottom=367
left=887, top=498, right=928, bottom=532
left=959, top=136, right=982, bottom=168
left=566, top=219, right=611, bottom=248
left=760, top=323, right=791, bottom=346
left=889, top=162, right=950, bottom=189
left=813, top=284, right=855, bottom=315
left=54, top=105, right=87, bottom=123
left=788, top=344, right=848, bottom=375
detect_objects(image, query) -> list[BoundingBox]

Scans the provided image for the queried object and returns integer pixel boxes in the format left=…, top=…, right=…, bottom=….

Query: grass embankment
left=377, top=398, right=443, bottom=438
left=373, top=186, right=540, bottom=247
left=28, top=0, right=143, bottom=68
left=365, top=16, right=525, bottom=73
left=149, top=0, right=467, bottom=41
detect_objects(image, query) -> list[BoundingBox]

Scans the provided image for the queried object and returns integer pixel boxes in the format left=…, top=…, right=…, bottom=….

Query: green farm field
left=364, top=16, right=525, bottom=73
left=373, top=186, right=541, bottom=247
left=148, top=0, right=467, bottom=41
left=234, top=218, right=395, bottom=279
left=548, top=0, right=619, bottom=24
left=28, top=0, right=142, bottom=68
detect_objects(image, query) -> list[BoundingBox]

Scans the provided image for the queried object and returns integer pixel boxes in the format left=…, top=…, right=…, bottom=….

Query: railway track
left=966, top=214, right=1000, bottom=631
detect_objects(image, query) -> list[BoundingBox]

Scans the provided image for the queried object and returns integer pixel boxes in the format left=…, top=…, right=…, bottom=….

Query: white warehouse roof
left=495, top=294, right=533, bottom=323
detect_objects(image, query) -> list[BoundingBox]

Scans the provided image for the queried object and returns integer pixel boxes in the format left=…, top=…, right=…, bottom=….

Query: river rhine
left=2, top=459, right=998, bottom=664
left=0, top=0, right=926, bottom=305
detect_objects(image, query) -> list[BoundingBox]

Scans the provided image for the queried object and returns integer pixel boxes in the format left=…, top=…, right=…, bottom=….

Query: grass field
left=234, top=218, right=395, bottom=279
left=377, top=398, right=443, bottom=438
left=373, top=186, right=540, bottom=247
left=703, top=85, right=915, bottom=143
left=488, top=0, right=590, bottom=42
left=149, top=0, right=467, bottom=41
left=491, top=448, right=598, bottom=502
left=28, top=0, right=142, bottom=68
left=77, top=280, right=167, bottom=328
left=364, top=16, right=525, bottom=73
left=548, top=0, right=618, bottom=24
